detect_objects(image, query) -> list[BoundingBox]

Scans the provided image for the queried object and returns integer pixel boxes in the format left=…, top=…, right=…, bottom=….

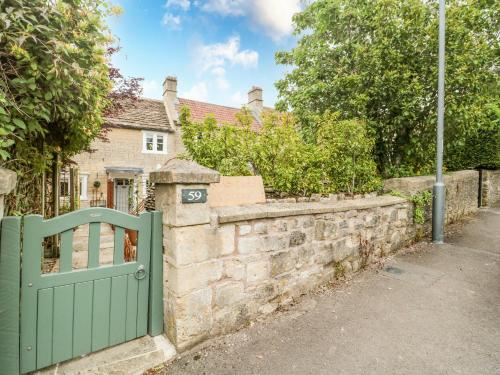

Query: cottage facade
left=72, top=76, right=265, bottom=212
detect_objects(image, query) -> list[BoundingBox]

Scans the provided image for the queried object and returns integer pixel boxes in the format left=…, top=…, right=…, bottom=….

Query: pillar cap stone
left=150, top=158, right=220, bottom=184
left=0, top=167, right=16, bottom=195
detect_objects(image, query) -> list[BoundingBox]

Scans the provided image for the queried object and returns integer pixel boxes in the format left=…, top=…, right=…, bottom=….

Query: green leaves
left=181, top=108, right=380, bottom=196
left=0, top=0, right=112, bottom=161
left=276, top=0, right=499, bottom=176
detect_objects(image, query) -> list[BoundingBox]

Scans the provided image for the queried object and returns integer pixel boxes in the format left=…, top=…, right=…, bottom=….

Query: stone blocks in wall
left=0, top=168, right=16, bottom=218
left=158, top=168, right=498, bottom=353
left=384, top=170, right=479, bottom=224
left=481, top=170, right=500, bottom=207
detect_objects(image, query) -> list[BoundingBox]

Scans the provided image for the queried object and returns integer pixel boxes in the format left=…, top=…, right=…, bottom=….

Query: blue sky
left=109, top=0, right=303, bottom=107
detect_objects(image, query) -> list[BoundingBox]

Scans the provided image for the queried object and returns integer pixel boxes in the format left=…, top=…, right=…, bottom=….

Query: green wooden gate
left=0, top=208, right=164, bottom=375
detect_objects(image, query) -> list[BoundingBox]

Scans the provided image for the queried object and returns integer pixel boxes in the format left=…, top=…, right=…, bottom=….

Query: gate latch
left=134, top=264, right=147, bottom=280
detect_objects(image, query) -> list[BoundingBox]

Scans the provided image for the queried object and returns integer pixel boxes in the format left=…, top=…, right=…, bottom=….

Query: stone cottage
left=71, top=76, right=265, bottom=212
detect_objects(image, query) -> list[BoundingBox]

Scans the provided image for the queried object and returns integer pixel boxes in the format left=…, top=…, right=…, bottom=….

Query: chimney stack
left=163, top=76, right=177, bottom=104
left=163, top=76, right=179, bottom=125
left=247, top=86, right=263, bottom=115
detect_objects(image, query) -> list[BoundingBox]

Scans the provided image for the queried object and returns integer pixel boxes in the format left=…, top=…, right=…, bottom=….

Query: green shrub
left=181, top=107, right=380, bottom=196
left=180, top=106, right=256, bottom=176
left=252, top=112, right=326, bottom=196
left=316, top=112, right=381, bottom=194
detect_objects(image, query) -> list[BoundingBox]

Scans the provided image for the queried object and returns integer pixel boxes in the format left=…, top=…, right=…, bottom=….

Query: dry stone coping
left=150, top=158, right=220, bottom=184
left=215, top=195, right=407, bottom=224
left=0, top=167, right=16, bottom=195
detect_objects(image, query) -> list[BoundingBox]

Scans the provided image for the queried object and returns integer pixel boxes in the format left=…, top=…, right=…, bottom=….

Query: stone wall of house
left=384, top=170, right=479, bottom=223
left=0, top=168, right=17, bottom=219
left=73, top=127, right=176, bottom=207
left=481, top=169, right=500, bottom=207
left=152, top=163, right=496, bottom=352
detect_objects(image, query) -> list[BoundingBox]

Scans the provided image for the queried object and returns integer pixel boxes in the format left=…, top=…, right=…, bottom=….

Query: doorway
left=114, top=178, right=132, bottom=212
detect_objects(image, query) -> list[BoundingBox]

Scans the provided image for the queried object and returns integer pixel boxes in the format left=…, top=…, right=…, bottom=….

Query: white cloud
left=201, top=0, right=245, bottom=16
left=162, top=13, right=182, bottom=29
left=165, top=0, right=190, bottom=11
left=182, top=82, right=208, bottom=101
left=200, top=0, right=301, bottom=41
left=193, top=36, right=258, bottom=93
left=230, top=91, right=247, bottom=106
left=211, top=67, right=229, bottom=90
left=142, top=80, right=162, bottom=99
left=199, top=35, right=258, bottom=72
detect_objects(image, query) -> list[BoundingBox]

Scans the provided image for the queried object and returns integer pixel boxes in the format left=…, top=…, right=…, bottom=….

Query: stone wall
left=384, top=170, right=479, bottom=223
left=0, top=168, right=17, bottom=218
left=481, top=169, right=500, bottom=207
left=153, top=164, right=498, bottom=352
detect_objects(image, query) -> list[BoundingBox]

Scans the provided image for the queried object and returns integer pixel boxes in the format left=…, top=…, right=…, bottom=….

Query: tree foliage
left=276, top=0, right=499, bottom=176
left=316, top=111, right=381, bottom=194
left=179, top=106, right=256, bottom=176
left=181, top=108, right=381, bottom=195
left=0, top=0, right=113, bottom=160
left=0, top=0, right=142, bottom=215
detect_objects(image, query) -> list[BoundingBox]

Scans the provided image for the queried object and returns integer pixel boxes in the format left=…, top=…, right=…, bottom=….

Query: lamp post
left=432, top=0, right=446, bottom=244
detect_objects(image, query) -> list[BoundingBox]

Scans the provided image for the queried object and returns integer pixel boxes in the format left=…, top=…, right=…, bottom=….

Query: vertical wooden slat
left=0, top=217, right=21, bottom=375
left=59, top=229, right=74, bottom=272
left=109, top=275, right=128, bottom=346
left=73, top=281, right=93, bottom=357
left=36, top=288, right=54, bottom=369
left=113, top=227, right=125, bottom=265
left=20, top=215, right=43, bottom=374
left=92, top=278, right=111, bottom=351
left=136, top=213, right=152, bottom=337
left=148, top=211, right=164, bottom=336
left=88, top=222, right=101, bottom=268
left=53, top=284, right=74, bottom=363
left=125, top=274, right=138, bottom=341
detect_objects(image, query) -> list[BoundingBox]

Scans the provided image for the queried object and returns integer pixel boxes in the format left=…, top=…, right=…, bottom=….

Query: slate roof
left=105, top=99, right=174, bottom=132
left=176, top=98, right=262, bottom=132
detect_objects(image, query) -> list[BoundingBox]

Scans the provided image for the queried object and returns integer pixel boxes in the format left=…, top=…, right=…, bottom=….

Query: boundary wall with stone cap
left=151, top=162, right=495, bottom=351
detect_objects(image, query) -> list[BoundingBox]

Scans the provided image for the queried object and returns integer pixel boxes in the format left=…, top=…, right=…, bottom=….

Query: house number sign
left=181, top=189, right=207, bottom=203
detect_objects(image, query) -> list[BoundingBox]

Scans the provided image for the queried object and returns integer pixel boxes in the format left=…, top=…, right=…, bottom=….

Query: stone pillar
left=150, top=159, right=223, bottom=351
left=0, top=167, right=17, bottom=219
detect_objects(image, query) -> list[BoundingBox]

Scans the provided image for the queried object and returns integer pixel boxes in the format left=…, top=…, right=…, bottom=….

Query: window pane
left=156, top=135, right=163, bottom=151
left=146, top=136, right=153, bottom=150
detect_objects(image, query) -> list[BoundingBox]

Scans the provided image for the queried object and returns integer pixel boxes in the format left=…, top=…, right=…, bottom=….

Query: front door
left=114, top=178, right=131, bottom=212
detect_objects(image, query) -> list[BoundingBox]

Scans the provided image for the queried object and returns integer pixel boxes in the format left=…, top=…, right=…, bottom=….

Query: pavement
left=156, top=205, right=500, bottom=375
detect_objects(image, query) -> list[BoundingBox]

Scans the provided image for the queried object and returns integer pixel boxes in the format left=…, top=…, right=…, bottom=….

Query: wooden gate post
left=150, top=159, right=220, bottom=350
left=0, top=167, right=19, bottom=374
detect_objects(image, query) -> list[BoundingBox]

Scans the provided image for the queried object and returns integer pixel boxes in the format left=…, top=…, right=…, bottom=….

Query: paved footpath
left=157, top=205, right=500, bottom=375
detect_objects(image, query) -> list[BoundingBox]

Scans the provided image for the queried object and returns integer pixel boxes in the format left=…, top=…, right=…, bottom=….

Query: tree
left=316, top=112, right=381, bottom=194
left=0, top=0, right=142, bottom=214
left=276, top=0, right=499, bottom=177
left=179, top=106, right=256, bottom=176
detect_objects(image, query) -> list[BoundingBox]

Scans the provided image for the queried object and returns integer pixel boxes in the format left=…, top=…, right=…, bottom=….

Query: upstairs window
left=142, top=131, right=168, bottom=154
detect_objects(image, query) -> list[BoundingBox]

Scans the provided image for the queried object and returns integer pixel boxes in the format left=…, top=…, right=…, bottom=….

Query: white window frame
left=80, top=174, right=89, bottom=201
left=142, top=131, right=168, bottom=154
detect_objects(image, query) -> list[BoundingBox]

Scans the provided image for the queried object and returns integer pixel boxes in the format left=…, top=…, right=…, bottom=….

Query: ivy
left=391, top=190, right=432, bottom=225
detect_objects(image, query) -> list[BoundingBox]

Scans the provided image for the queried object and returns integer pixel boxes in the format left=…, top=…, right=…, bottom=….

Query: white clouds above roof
left=201, top=0, right=301, bottom=41
left=142, top=79, right=162, bottom=99
left=182, top=81, right=209, bottom=101
left=199, top=35, right=259, bottom=72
